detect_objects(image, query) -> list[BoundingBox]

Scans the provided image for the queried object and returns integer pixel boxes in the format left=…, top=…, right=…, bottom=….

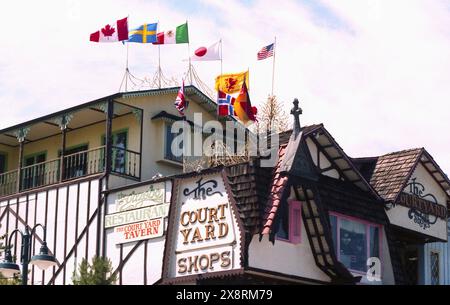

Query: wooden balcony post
left=13, top=127, right=29, bottom=193
left=60, top=127, right=67, bottom=182
left=58, top=114, right=71, bottom=182
left=105, top=99, right=114, bottom=177
left=17, top=140, right=24, bottom=192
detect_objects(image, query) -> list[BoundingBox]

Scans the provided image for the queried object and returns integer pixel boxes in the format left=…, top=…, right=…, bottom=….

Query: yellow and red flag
left=215, top=71, right=249, bottom=94
left=234, top=80, right=257, bottom=124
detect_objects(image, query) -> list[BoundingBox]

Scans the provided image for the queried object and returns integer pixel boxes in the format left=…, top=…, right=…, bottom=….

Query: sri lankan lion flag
left=215, top=71, right=249, bottom=94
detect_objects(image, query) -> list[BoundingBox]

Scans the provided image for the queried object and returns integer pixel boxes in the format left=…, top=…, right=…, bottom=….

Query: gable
left=303, top=127, right=377, bottom=195
left=386, top=162, right=448, bottom=241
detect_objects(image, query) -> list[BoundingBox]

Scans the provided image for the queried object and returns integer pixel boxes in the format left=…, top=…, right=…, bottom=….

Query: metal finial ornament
left=291, top=98, right=302, bottom=137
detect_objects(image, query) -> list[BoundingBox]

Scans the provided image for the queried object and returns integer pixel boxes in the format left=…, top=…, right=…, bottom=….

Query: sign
left=115, top=183, right=165, bottom=212
left=166, top=173, right=242, bottom=278
left=104, top=204, right=169, bottom=228
left=398, top=192, right=447, bottom=220
left=105, top=182, right=171, bottom=245
left=386, top=164, right=448, bottom=241
left=115, top=218, right=164, bottom=244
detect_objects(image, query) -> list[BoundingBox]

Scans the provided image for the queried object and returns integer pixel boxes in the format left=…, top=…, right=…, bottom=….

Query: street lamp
left=0, top=224, right=57, bottom=285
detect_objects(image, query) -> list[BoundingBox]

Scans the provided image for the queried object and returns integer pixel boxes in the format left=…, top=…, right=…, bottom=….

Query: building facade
left=0, top=88, right=449, bottom=285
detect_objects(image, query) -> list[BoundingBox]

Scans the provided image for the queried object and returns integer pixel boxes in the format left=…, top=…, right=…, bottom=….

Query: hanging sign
left=165, top=173, right=242, bottom=278
left=114, top=218, right=164, bottom=244
left=105, top=182, right=171, bottom=244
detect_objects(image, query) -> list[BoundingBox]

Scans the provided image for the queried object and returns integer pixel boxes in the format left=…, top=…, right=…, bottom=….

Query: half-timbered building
left=0, top=90, right=448, bottom=285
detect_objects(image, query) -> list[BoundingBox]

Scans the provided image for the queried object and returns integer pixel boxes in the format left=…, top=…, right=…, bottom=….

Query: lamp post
left=0, top=224, right=57, bottom=285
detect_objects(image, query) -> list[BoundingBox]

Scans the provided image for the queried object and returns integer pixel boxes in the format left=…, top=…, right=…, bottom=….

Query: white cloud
left=0, top=0, right=449, bottom=174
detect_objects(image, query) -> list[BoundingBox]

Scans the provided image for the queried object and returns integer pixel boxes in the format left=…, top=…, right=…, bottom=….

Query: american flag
left=217, top=90, right=235, bottom=117
left=257, top=43, right=274, bottom=60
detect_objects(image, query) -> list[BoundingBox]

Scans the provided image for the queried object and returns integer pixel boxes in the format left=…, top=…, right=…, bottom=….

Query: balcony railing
left=0, top=145, right=141, bottom=197
left=0, top=170, right=19, bottom=197
left=111, top=146, right=141, bottom=179
left=62, top=146, right=106, bottom=180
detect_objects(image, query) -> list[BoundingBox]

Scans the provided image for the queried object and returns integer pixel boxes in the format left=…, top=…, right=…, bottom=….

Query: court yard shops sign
left=387, top=170, right=448, bottom=241
left=105, top=182, right=171, bottom=244
left=162, top=172, right=244, bottom=280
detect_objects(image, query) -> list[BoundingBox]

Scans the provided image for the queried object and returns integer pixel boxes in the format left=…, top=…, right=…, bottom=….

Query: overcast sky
left=1, top=0, right=449, bottom=174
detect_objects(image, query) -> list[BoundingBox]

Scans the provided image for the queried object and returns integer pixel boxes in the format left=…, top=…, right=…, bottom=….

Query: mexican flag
left=153, top=22, right=189, bottom=44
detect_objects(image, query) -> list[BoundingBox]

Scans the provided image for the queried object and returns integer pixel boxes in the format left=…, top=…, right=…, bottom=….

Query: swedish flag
left=128, top=23, right=158, bottom=43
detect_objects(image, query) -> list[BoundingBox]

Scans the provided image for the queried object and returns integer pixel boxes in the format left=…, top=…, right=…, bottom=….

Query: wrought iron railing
left=62, top=146, right=105, bottom=180
left=0, top=170, right=18, bottom=197
left=21, top=158, right=60, bottom=191
left=0, top=145, right=141, bottom=197
left=111, top=146, right=141, bottom=179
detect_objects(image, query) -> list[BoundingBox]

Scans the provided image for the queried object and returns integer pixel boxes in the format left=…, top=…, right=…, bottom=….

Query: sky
left=0, top=0, right=450, bottom=174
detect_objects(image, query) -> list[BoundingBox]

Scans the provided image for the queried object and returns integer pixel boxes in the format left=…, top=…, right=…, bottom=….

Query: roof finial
left=291, top=98, right=302, bottom=137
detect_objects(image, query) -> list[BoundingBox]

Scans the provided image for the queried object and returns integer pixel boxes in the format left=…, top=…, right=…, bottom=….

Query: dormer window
left=329, top=212, right=381, bottom=273
left=275, top=200, right=302, bottom=244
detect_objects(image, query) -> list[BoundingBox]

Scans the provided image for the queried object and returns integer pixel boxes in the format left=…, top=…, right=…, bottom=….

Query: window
left=276, top=200, right=302, bottom=244
left=22, top=151, right=46, bottom=189
left=59, top=144, right=88, bottom=179
left=329, top=213, right=381, bottom=273
left=430, top=251, right=440, bottom=285
left=102, top=130, right=128, bottom=174
left=0, top=153, right=7, bottom=174
left=165, top=123, right=183, bottom=163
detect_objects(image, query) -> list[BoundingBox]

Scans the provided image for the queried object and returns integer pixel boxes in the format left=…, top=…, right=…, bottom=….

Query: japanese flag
left=190, top=41, right=221, bottom=61
left=90, top=17, right=129, bottom=42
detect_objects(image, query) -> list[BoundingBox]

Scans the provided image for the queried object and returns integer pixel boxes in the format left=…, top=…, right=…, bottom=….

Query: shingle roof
left=225, top=162, right=272, bottom=236
left=353, top=148, right=423, bottom=202
left=261, top=145, right=289, bottom=235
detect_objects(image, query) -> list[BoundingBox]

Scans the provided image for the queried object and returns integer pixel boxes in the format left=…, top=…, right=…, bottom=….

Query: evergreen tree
left=72, top=256, right=117, bottom=285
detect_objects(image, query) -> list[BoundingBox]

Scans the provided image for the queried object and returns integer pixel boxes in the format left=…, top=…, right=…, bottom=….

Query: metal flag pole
left=125, top=41, right=130, bottom=92
left=158, top=45, right=162, bottom=89
left=186, top=20, right=193, bottom=86
left=220, top=38, right=223, bottom=77
left=119, top=41, right=130, bottom=92
left=271, top=36, right=276, bottom=96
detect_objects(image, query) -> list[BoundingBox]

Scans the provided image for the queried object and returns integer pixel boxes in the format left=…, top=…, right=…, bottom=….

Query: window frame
left=0, top=151, right=8, bottom=174
left=329, top=211, right=383, bottom=275
left=164, top=122, right=184, bottom=163
left=276, top=200, right=302, bottom=244
left=430, top=250, right=440, bottom=285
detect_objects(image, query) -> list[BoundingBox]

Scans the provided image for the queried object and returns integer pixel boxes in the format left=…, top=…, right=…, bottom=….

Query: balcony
left=0, top=146, right=141, bottom=197
left=0, top=98, right=144, bottom=199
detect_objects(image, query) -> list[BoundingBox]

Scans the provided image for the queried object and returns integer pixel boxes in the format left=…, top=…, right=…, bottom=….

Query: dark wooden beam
left=310, top=135, right=346, bottom=181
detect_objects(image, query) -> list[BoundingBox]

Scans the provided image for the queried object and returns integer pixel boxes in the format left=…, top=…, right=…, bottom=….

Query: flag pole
left=271, top=36, right=276, bottom=96
left=158, top=45, right=162, bottom=89
left=186, top=20, right=193, bottom=86
left=220, top=38, right=223, bottom=76
left=125, top=41, right=129, bottom=92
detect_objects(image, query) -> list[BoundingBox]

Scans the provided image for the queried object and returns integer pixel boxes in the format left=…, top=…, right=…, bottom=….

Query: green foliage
left=72, top=256, right=117, bottom=285
left=0, top=273, right=20, bottom=285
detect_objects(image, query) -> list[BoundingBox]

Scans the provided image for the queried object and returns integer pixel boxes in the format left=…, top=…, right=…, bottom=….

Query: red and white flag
left=90, top=17, right=129, bottom=42
left=190, top=41, right=221, bottom=61
left=174, top=80, right=188, bottom=116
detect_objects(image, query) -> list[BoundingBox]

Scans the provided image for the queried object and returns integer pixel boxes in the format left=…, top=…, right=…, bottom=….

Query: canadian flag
left=90, top=17, right=128, bottom=42
left=190, top=41, right=221, bottom=61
